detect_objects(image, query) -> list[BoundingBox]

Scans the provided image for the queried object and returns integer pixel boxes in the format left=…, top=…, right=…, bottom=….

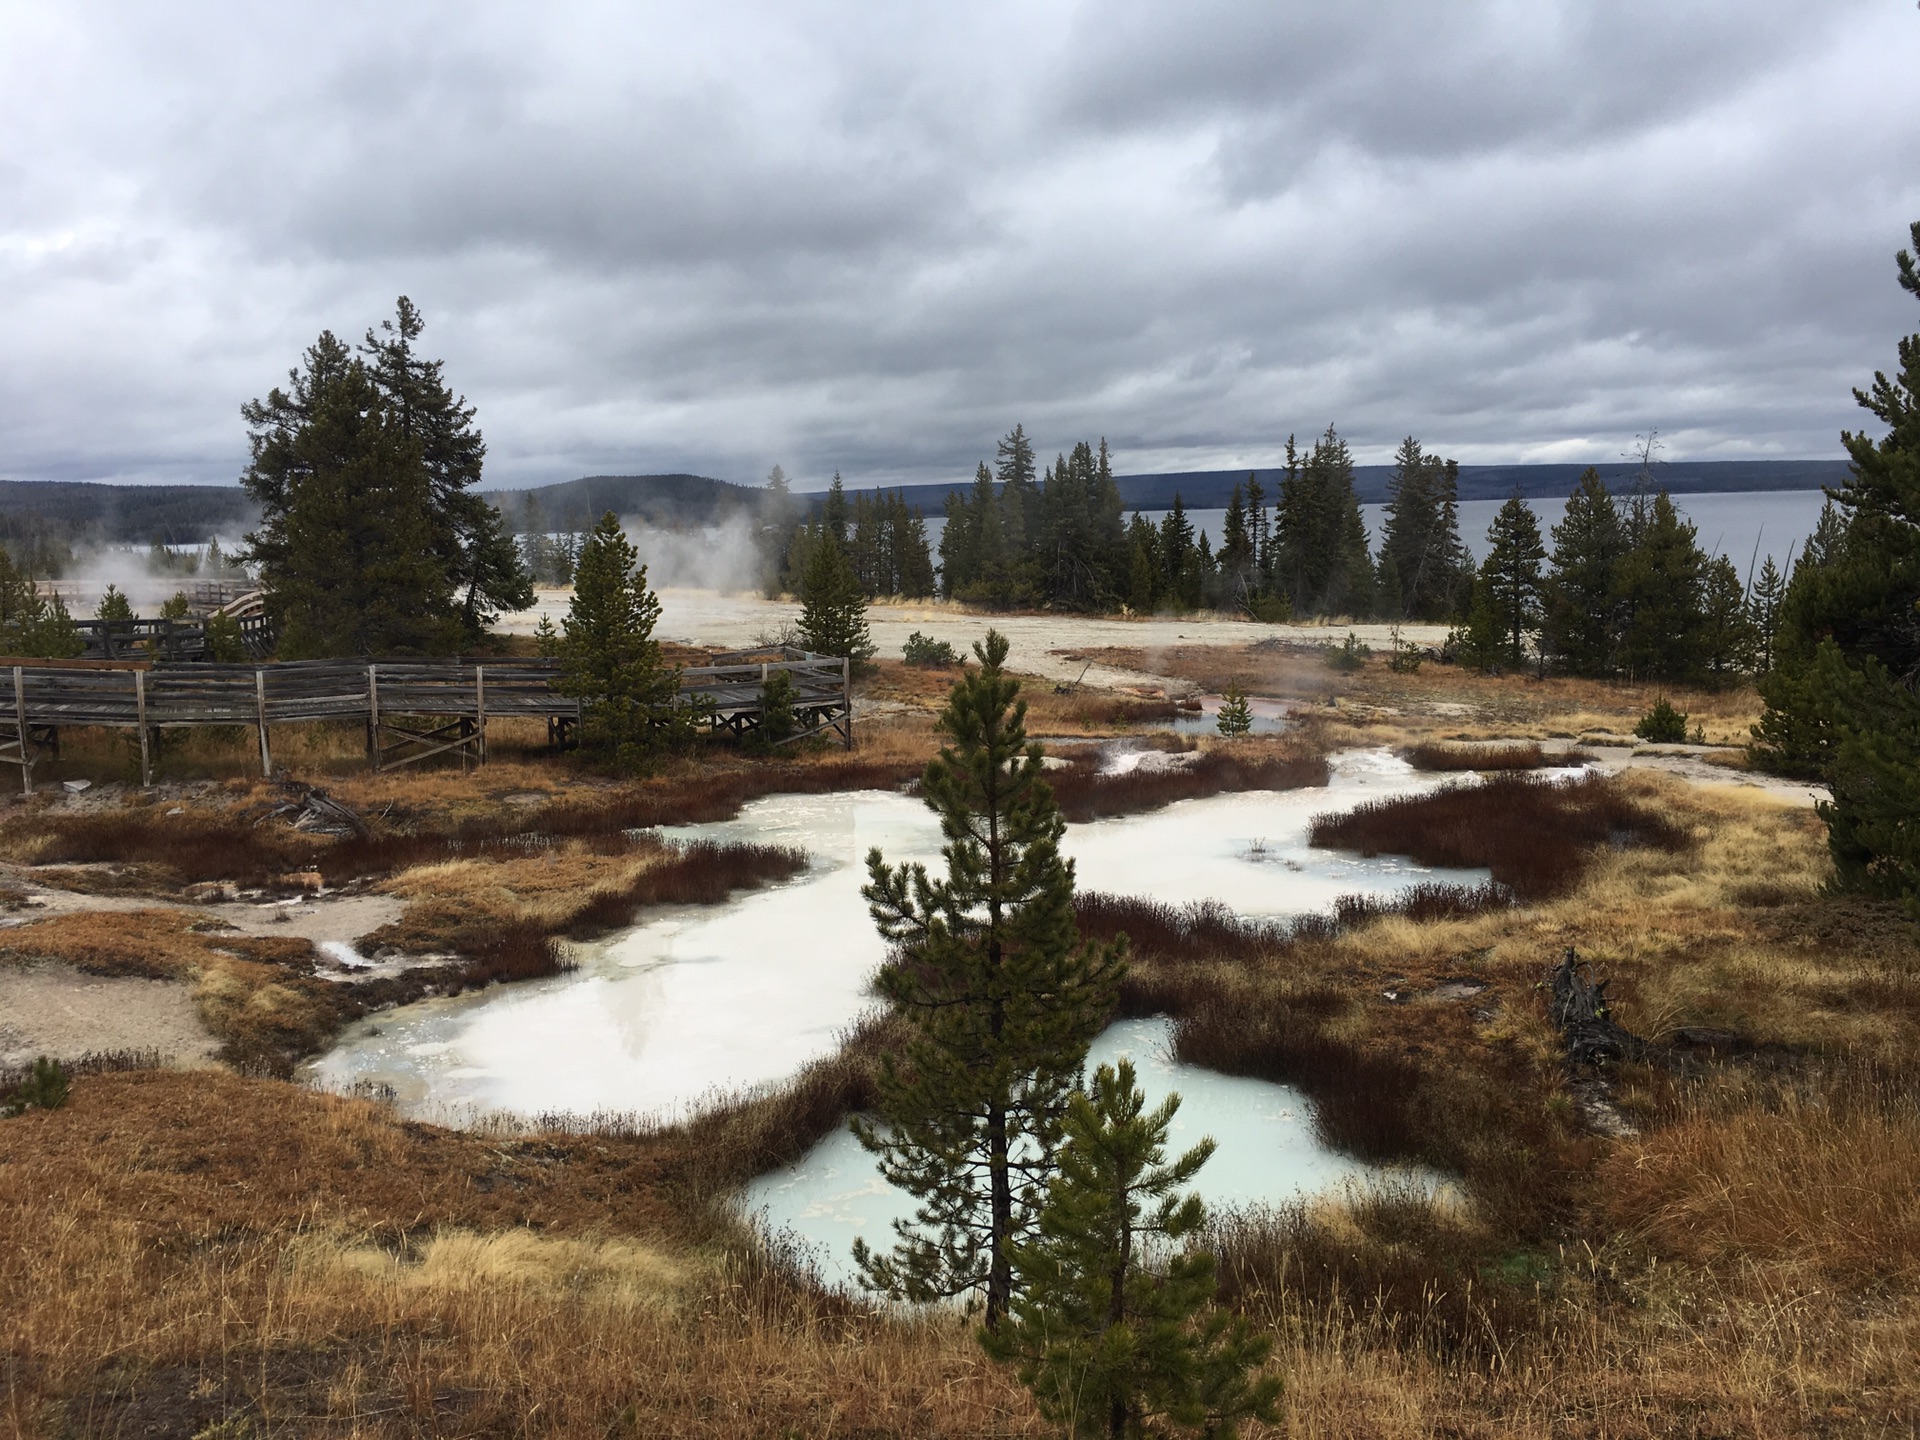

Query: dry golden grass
left=0, top=1071, right=1041, bottom=1439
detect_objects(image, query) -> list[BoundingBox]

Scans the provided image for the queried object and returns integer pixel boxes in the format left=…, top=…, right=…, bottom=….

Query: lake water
left=309, top=749, right=1486, bottom=1122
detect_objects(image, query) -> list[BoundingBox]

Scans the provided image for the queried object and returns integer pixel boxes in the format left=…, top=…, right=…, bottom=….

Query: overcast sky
left=3, top=2, right=1917, bottom=492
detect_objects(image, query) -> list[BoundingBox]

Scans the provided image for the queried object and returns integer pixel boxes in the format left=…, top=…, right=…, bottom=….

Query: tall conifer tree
left=1481, top=494, right=1547, bottom=667
left=1541, top=468, right=1627, bottom=676
left=856, top=631, right=1125, bottom=1326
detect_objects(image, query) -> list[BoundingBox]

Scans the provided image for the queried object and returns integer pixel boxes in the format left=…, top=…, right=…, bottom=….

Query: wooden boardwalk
left=0, top=646, right=850, bottom=790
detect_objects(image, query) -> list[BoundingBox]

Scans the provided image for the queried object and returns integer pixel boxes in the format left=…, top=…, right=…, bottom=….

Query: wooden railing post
left=133, top=669, right=151, bottom=787
left=475, top=664, right=487, bottom=766
left=255, top=669, right=272, bottom=777
left=13, top=665, right=30, bottom=795
left=367, top=664, right=380, bottom=770
left=842, top=655, right=852, bottom=750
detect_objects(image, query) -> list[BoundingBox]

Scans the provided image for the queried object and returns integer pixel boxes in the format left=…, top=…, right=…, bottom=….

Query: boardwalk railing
left=0, top=647, right=851, bottom=790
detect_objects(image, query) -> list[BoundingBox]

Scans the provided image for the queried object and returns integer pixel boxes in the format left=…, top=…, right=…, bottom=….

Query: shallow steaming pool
left=310, top=749, right=1483, bottom=1122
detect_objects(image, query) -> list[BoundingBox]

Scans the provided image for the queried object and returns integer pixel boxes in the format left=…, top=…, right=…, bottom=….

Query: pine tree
left=1216, top=680, right=1252, bottom=738
left=1448, top=567, right=1504, bottom=672
left=95, top=586, right=133, bottom=622
left=1218, top=484, right=1252, bottom=606
left=855, top=631, right=1126, bottom=1325
left=983, top=1060, right=1281, bottom=1439
left=1615, top=491, right=1708, bottom=682
left=797, top=535, right=874, bottom=663
left=1541, top=469, right=1626, bottom=676
left=822, top=472, right=850, bottom=547
left=1747, top=553, right=1788, bottom=673
left=252, top=347, right=455, bottom=657
left=1274, top=426, right=1372, bottom=617
left=359, top=298, right=532, bottom=639
left=1481, top=494, right=1547, bottom=667
left=896, top=494, right=937, bottom=598
left=1754, top=220, right=1920, bottom=905
left=1699, top=554, right=1757, bottom=683
left=0, top=549, right=81, bottom=658
left=1159, top=497, right=1197, bottom=610
left=559, top=513, right=681, bottom=765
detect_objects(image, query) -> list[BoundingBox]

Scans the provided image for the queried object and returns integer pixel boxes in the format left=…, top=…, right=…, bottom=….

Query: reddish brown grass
left=1308, top=771, right=1690, bottom=898
left=1048, top=748, right=1330, bottom=823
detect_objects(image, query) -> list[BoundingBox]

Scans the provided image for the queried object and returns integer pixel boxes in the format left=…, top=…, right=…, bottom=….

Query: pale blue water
left=743, top=1015, right=1410, bottom=1290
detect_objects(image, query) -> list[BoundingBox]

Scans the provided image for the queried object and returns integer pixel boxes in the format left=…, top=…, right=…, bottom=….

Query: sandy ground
left=504, top=586, right=1450, bottom=693
left=0, top=963, right=217, bottom=1069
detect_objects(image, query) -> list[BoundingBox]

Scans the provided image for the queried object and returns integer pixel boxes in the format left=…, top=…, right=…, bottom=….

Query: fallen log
left=1545, top=946, right=1660, bottom=1066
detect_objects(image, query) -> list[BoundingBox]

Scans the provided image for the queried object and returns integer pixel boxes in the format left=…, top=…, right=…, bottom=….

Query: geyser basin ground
left=309, top=750, right=1484, bottom=1121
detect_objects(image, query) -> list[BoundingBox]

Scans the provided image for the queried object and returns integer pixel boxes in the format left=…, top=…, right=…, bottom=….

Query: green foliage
left=1754, top=221, right=1920, bottom=906
left=1482, top=493, right=1547, bottom=667
left=757, top=668, right=798, bottom=747
left=558, top=513, right=684, bottom=768
left=241, top=300, right=533, bottom=657
left=1540, top=469, right=1627, bottom=676
left=159, top=591, right=192, bottom=622
left=1386, top=625, right=1424, bottom=673
left=1377, top=437, right=1471, bottom=622
left=797, top=537, right=875, bottom=663
left=903, top=630, right=964, bottom=668
left=1746, top=553, right=1788, bottom=674
left=1215, top=680, right=1253, bottom=738
left=1615, top=492, right=1708, bottom=682
left=1275, top=427, right=1374, bottom=618
left=848, top=489, right=937, bottom=599
left=856, top=630, right=1126, bottom=1325
left=0, top=548, right=82, bottom=658
left=1634, top=697, right=1691, bottom=744
left=1699, top=554, right=1757, bottom=683
left=2, top=1057, right=71, bottom=1117
left=983, top=1060, right=1281, bottom=1439
left=95, top=585, right=134, bottom=622
left=532, top=614, right=560, bottom=659
left=202, top=612, right=248, bottom=663
left=1322, top=631, right=1370, bottom=673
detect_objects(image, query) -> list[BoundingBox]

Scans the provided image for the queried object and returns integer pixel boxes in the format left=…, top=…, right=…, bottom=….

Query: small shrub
left=2, top=1056, right=71, bottom=1116
left=757, top=669, right=797, bottom=746
left=1386, top=625, right=1424, bottom=673
left=1323, top=630, right=1371, bottom=672
left=901, top=631, right=963, bottom=668
left=1635, top=698, right=1690, bottom=744
left=1246, top=594, right=1291, bottom=623
left=1215, top=680, right=1253, bottom=738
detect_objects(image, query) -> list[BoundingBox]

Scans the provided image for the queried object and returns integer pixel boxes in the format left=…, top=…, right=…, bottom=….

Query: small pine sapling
left=1323, top=630, right=1370, bottom=673
left=1634, top=697, right=1690, bottom=744
left=1215, top=681, right=1253, bottom=738
left=2, top=1057, right=71, bottom=1117
left=984, top=1059, right=1282, bottom=1439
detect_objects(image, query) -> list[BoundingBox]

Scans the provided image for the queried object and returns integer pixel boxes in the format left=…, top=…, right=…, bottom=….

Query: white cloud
left=0, top=0, right=1915, bottom=490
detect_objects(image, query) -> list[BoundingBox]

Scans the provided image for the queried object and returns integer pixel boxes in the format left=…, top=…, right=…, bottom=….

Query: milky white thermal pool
left=308, top=749, right=1486, bottom=1121
left=743, top=1014, right=1425, bottom=1289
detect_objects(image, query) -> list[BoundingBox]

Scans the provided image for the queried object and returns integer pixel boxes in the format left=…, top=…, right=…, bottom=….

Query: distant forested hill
left=0, top=480, right=257, bottom=545
left=484, top=473, right=764, bottom=529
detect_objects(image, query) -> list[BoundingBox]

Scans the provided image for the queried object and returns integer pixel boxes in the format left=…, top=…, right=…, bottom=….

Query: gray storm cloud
left=0, top=0, right=1916, bottom=491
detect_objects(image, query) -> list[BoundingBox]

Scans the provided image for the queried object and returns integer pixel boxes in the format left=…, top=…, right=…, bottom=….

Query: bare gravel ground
left=0, top=964, right=217, bottom=1069
left=503, top=586, right=1449, bottom=693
